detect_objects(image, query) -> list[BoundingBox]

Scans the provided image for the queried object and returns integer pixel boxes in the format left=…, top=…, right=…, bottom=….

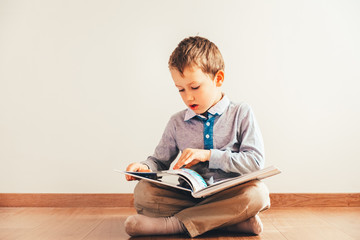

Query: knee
left=133, top=180, right=160, bottom=208
left=134, top=180, right=151, bottom=199
left=134, top=180, right=153, bottom=203
left=243, top=180, right=270, bottom=214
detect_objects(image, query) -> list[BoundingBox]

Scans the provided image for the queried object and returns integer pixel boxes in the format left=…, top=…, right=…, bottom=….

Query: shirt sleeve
left=141, top=116, right=179, bottom=171
left=208, top=104, right=265, bottom=174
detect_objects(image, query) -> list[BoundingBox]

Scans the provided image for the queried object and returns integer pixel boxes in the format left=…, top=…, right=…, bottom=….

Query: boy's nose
left=186, top=94, right=195, bottom=101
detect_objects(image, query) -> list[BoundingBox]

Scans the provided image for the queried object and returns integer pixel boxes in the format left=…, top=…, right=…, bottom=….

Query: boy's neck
left=200, top=93, right=224, bottom=117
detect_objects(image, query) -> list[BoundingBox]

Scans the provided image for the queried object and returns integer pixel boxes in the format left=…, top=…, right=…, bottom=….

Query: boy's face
left=170, top=66, right=224, bottom=115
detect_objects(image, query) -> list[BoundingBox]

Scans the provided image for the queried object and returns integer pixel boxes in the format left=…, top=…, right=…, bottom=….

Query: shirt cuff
left=209, top=149, right=225, bottom=169
left=140, top=160, right=157, bottom=171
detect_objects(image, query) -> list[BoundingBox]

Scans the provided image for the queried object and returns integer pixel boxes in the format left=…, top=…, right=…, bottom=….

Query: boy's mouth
left=190, top=104, right=199, bottom=110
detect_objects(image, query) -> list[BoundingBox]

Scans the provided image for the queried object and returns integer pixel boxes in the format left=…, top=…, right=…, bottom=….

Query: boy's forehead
left=182, top=65, right=202, bottom=75
left=170, top=66, right=193, bottom=76
left=171, top=66, right=207, bottom=81
left=171, top=70, right=202, bottom=86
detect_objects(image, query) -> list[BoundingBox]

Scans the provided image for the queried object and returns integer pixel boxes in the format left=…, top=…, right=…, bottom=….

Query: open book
left=115, top=165, right=281, bottom=198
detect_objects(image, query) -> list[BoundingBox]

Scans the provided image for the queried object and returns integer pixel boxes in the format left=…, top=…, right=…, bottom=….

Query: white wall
left=1, top=0, right=359, bottom=193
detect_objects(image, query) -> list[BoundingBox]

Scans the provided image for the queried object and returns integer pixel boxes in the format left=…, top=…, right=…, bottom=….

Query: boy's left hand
left=173, top=148, right=211, bottom=169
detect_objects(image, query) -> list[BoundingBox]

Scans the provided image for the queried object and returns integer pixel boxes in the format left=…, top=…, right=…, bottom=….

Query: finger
left=126, top=174, right=136, bottom=181
left=184, top=159, right=200, bottom=168
left=125, top=163, right=142, bottom=181
left=175, top=154, right=194, bottom=169
left=174, top=155, right=189, bottom=169
left=182, top=158, right=194, bottom=168
left=126, top=164, right=138, bottom=172
left=173, top=154, right=185, bottom=169
left=126, top=174, right=139, bottom=181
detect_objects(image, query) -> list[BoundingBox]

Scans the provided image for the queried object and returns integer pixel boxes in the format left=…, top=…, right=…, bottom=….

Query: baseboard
left=269, top=193, right=359, bottom=207
left=0, top=193, right=359, bottom=207
left=0, top=193, right=134, bottom=208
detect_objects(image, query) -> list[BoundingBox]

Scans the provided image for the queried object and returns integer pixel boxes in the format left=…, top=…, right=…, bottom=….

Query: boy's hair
left=168, top=36, right=224, bottom=78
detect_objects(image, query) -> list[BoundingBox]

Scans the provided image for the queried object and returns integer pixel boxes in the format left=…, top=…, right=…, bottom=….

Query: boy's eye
left=191, top=86, right=200, bottom=90
left=178, top=89, right=185, bottom=92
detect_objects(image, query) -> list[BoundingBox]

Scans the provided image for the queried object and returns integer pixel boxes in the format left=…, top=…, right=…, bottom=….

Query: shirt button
left=205, top=134, right=210, bottom=139
left=206, top=122, right=210, bottom=126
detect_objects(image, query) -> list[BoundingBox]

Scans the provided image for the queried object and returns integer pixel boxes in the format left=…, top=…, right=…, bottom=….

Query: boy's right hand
left=125, top=162, right=151, bottom=181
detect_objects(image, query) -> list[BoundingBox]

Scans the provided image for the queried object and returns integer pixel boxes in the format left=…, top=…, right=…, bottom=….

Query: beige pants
left=134, top=179, right=270, bottom=237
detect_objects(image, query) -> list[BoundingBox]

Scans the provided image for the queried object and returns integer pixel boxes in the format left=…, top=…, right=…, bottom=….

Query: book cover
left=115, top=165, right=281, bottom=198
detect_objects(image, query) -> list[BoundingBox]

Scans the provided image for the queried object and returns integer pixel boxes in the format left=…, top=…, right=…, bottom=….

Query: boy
left=124, top=36, right=270, bottom=237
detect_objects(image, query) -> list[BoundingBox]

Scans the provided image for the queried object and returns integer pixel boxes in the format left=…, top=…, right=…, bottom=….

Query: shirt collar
left=184, top=94, right=230, bottom=121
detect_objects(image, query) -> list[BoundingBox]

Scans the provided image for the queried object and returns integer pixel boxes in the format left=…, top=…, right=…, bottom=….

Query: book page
left=192, top=165, right=281, bottom=198
left=114, top=170, right=192, bottom=192
left=162, top=168, right=208, bottom=192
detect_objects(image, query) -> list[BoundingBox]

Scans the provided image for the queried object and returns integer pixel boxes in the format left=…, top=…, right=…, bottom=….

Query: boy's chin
left=188, top=104, right=211, bottom=115
left=189, top=105, right=200, bottom=112
left=192, top=108, right=208, bottom=115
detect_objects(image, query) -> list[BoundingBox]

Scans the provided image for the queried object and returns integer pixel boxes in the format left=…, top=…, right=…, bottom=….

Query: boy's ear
left=215, top=70, right=225, bottom=87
